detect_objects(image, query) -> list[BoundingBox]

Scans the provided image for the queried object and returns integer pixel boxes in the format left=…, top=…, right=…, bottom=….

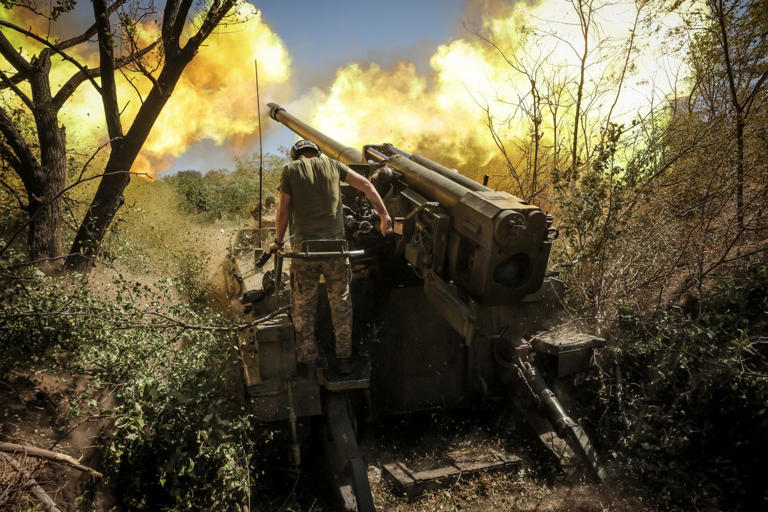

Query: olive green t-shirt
left=279, top=155, right=349, bottom=248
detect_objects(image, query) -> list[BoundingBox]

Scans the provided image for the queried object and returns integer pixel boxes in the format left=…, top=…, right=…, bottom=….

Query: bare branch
left=603, top=3, right=642, bottom=131
left=0, top=70, right=30, bottom=91
left=714, top=0, right=742, bottom=114
left=55, top=0, right=128, bottom=51
left=0, top=443, right=102, bottom=478
left=92, top=0, right=124, bottom=140
left=119, top=67, right=145, bottom=105
left=121, top=25, right=162, bottom=91
left=52, top=38, right=161, bottom=111
left=485, top=106, right=525, bottom=197
left=0, top=105, right=42, bottom=191
left=183, top=0, right=236, bottom=57
left=0, top=69, right=33, bottom=110
left=0, top=29, right=32, bottom=73
left=0, top=20, right=102, bottom=94
left=1, top=305, right=291, bottom=333
left=0, top=11, right=154, bottom=92
left=2, top=253, right=88, bottom=269
left=77, top=137, right=118, bottom=183
left=0, top=452, right=63, bottom=512
left=743, top=69, right=768, bottom=118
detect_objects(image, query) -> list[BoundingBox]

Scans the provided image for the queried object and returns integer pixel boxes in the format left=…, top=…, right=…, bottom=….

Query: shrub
left=599, top=263, right=768, bottom=510
left=174, top=251, right=212, bottom=309
left=166, top=151, right=286, bottom=223
left=0, top=251, right=265, bottom=511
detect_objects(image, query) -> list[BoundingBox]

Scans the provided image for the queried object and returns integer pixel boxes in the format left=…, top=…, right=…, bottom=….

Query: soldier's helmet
left=290, top=140, right=321, bottom=160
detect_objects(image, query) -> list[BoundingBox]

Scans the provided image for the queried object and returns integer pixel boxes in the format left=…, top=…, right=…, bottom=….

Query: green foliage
left=96, top=178, right=222, bottom=313
left=100, top=327, right=258, bottom=512
left=554, top=122, right=648, bottom=263
left=0, top=172, right=27, bottom=241
left=166, top=151, right=286, bottom=222
left=174, top=251, right=212, bottom=309
left=601, top=264, right=768, bottom=510
left=549, top=122, right=668, bottom=321
left=0, top=248, right=264, bottom=511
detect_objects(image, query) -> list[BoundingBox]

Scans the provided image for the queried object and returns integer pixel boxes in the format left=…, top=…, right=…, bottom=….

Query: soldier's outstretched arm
left=344, top=169, right=393, bottom=235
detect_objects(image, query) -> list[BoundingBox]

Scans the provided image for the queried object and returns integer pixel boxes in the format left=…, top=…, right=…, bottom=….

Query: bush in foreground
left=0, top=250, right=264, bottom=511
left=600, top=263, right=768, bottom=510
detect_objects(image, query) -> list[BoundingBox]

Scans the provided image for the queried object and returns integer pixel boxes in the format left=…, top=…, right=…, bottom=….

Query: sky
left=1, top=0, right=692, bottom=176
left=169, top=0, right=468, bottom=172
left=260, top=0, right=466, bottom=81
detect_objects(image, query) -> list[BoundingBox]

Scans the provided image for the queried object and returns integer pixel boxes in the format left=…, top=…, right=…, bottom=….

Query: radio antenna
left=254, top=59, right=263, bottom=246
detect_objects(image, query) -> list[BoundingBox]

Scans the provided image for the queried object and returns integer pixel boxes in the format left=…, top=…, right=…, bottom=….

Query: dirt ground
left=0, top=378, right=650, bottom=512
left=0, top=367, right=115, bottom=510
left=371, top=472, right=648, bottom=512
left=241, top=405, right=653, bottom=512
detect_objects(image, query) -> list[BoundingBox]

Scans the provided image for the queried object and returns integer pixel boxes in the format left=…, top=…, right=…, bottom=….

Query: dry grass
left=371, top=470, right=651, bottom=512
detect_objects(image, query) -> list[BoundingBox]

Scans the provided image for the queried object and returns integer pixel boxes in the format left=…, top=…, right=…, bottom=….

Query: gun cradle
left=388, top=184, right=553, bottom=305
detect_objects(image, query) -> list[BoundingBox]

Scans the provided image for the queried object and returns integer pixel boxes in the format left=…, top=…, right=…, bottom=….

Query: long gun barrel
left=269, top=103, right=364, bottom=165
left=270, top=103, right=479, bottom=210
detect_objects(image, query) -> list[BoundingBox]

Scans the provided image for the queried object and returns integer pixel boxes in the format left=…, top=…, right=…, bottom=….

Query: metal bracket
left=323, top=391, right=376, bottom=512
left=286, top=379, right=301, bottom=466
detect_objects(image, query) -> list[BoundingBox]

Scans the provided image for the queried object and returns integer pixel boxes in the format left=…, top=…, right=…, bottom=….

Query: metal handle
left=256, top=250, right=273, bottom=268
left=284, top=250, right=365, bottom=259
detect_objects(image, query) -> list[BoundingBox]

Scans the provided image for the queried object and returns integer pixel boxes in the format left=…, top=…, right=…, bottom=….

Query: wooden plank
left=382, top=462, right=418, bottom=498
left=410, top=465, right=460, bottom=482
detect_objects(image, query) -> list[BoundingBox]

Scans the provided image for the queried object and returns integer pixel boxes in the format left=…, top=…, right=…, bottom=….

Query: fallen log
left=0, top=442, right=102, bottom=478
left=0, top=452, right=63, bottom=512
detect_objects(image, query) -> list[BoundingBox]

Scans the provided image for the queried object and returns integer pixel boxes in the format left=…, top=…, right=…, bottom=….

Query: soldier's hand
left=380, top=214, right=393, bottom=235
left=268, top=242, right=283, bottom=253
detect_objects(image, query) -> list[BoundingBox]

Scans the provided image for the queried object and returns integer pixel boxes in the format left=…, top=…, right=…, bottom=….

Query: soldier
left=270, top=140, right=392, bottom=376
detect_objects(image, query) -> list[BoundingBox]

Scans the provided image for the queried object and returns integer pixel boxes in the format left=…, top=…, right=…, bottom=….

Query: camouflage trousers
left=290, top=256, right=352, bottom=363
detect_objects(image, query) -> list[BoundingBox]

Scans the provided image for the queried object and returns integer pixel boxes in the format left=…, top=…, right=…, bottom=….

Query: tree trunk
left=570, top=0, right=591, bottom=179
left=64, top=0, right=236, bottom=273
left=65, top=144, right=130, bottom=270
left=571, top=54, right=587, bottom=178
left=735, top=112, right=744, bottom=230
left=26, top=52, right=66, bottom=268
left=531, top=80, right=540, bottom=200
left=28, top=114, right=66, bottom=267
left=66, top=59, right=188, bottom=272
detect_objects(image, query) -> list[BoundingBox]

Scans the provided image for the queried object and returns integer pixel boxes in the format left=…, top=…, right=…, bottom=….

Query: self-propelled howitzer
left=225, top=103, right=606, bottom=511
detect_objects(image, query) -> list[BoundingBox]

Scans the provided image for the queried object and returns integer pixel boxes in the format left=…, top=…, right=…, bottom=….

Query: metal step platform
left=318, top=355, right=371, bottom=391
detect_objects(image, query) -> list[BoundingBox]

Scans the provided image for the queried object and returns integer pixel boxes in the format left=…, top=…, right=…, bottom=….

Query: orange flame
left=2, top=1, right=698, bottom=181
left=302, top=0, right=694, bottom=172
left=1, top=4, right=291, bottom=178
